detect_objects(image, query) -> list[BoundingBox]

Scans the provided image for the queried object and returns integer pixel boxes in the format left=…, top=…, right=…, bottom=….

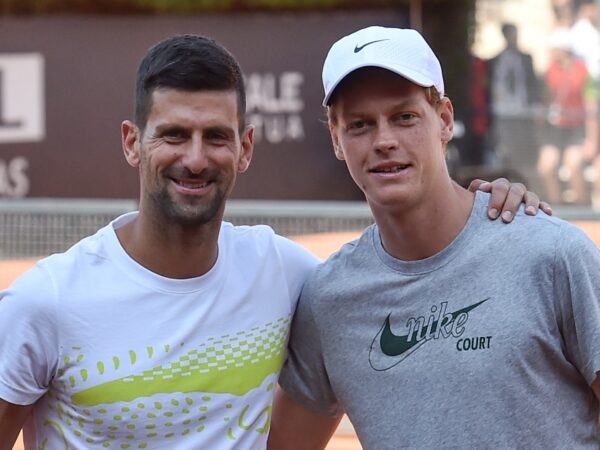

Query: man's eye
left=165, top=131, right=186, bottom=141
left=348, top=120, right=367, bottom=130
left=206, top=130, right=232, bottom=143
left=395, top=113, right=416, bottom=122
left=207, top=132, right=227, bottom=140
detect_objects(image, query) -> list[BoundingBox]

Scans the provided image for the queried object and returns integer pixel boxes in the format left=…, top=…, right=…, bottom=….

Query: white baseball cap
left=322, top=26, right=444, bottom=106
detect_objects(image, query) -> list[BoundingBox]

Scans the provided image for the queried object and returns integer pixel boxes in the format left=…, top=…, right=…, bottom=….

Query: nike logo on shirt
left=368, top=298, right=489, bottom=371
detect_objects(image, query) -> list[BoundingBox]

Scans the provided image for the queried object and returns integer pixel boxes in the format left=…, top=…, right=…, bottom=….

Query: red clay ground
left=5, top=221, right=600, bottom=450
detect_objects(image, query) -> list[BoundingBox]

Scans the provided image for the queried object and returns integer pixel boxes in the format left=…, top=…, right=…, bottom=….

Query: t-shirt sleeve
left=554, top=223, right=600, bottom=385
left=273, top=234, right=321, bottom=311
left=0, top=263, right=59, bottom=405
left=278, top=276, right=343, bottom=417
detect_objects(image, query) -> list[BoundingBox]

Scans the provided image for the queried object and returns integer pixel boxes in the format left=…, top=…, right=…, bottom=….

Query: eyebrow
left=153, top=123, right=188, bottom=134
left=152, top=123, right=236, bottom=137
left=203, top=125, right=236, bottom=139
left=343, top=96, right=423, bottom=117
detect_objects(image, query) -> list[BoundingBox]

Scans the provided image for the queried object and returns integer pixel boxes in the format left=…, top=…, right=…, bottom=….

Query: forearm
left=268, top=387, right=343, bottom=450
left=591, top=372, right=600, bottom=402
left=0, top=399, right=32, bottom=450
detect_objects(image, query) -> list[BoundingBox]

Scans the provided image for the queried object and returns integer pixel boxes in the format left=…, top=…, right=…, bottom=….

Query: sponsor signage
left=0, top=11, right=408, bottom=200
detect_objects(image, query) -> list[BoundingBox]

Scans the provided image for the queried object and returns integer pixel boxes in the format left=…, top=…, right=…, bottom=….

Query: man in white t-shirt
left=0, top=33, right=548, bottom=450
left=0, top=34, right=321, bottom=450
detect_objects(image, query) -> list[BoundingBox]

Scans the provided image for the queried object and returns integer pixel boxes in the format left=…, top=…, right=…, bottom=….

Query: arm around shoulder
left=268, top=387, right=343, bottom=450
left=0, top=398, right=33, bottom=450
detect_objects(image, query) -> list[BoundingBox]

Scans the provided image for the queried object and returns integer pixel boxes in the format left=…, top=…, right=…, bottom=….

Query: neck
left=371, top=181, right=474, bottom=261
left=116, top=211, right=221, bottom=279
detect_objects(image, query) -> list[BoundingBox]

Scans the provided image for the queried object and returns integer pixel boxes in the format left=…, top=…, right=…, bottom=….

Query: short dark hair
left=134, top=34, right=246, bottom=132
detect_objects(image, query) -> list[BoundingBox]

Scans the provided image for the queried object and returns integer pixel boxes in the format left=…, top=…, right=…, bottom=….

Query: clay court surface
left=5, top=222, right=600, bottom=450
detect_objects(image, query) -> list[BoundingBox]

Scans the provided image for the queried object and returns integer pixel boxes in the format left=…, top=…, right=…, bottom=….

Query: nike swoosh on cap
left=368, top=298, right=489, bottom=371
left=353, top=39, right=390, bottom=53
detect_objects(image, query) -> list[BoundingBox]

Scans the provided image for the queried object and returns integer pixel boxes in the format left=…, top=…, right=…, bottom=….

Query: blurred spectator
left=570, top=0, right=600, bottom=80
left=551, top=0, right=577, bottom=27
left=452, top=54, right=491, bottom=168
left=570, top=0, right=600, bottom=208
left=537, top=27, right=598, bottom=204
left=488, top=23, right=541, bottom=175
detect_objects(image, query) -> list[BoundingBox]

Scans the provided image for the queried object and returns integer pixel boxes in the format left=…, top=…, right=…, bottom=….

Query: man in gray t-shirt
left=268, top=26, right=600, bottom=449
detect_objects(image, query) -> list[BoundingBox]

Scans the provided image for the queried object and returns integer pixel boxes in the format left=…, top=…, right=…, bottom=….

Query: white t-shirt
left=0, top=212, right=320, bottom=450
left=571, top=18, right=600, bottom=79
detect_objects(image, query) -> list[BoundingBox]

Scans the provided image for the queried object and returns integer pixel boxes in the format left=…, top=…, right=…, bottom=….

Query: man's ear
left=237, top=125, right=254, bottom=173
left=329, top=124, right=345, bottom=161
left=121, top=120, right=141, bottom=168
left=439, top=98, right=454, bottom=143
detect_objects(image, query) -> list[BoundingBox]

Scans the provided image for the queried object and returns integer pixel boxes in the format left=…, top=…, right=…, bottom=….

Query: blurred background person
left=551, top=0, right=577, bottom=27
left=488, top=23, right=541, bottom=180
left=570, top=0, right=600, bottom=81
left=537, top=27, right=598, bottom=204
left=570, top=0, right=600, bottom=208
left=449, top=53, right=491, bottom=174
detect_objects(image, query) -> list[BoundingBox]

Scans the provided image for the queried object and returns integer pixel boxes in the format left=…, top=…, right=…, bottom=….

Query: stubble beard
left=151, top=184, right=227, bottom=229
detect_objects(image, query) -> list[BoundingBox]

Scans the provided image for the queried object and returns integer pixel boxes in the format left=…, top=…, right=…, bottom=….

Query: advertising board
left=0, top=10, right=408, bottom=200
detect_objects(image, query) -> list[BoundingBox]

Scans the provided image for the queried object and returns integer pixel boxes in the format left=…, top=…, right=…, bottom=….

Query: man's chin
left=173, top=202, right=224, bottom=227
left=152, top=190, right=225, bottom=227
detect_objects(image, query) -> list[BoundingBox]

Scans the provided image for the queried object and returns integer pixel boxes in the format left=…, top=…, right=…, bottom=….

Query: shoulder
left=302, top=226, right=372, bottom=292
left=219, top=221, right=320, bottom=265
left=219, top=221, right=274, bottom=241
left=37, top=221, right=115, bottom=277
left=503, top=208, right=566, bottom=239
left=220, top=221, right=306, bottom=251
left=474, top=193, right=572, bottom=252
left=0, top=218, right=121, bottom=313
left=219, top=221, right=283, bottom=251
left=470, top=200, right=600, bottom=275
left=522, top=52, right=534, bottom=65
left=553, top=219, right=599, bottom=258
left=489, top=50, right=505, bottom=63
left=0, top=255, right=61, bottom=322
left=520, top=51, right=533, bottom=59
left=515, top=210, right=574, bottom=234
left=504, top=211, right=597, bottom=263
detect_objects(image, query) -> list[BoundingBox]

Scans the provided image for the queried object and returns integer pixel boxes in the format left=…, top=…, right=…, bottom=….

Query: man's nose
left=182, top=136, right=208, bottom=174
left=373, top=122, right=398, bottom=153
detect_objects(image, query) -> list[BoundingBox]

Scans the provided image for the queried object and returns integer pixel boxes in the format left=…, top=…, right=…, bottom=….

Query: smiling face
left=327, top=67, right=453, bottom=215
left=122, top=87, right=253, bottom=229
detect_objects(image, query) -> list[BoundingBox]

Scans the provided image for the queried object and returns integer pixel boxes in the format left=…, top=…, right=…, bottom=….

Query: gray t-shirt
left=280, top=192, right=600, bottom=449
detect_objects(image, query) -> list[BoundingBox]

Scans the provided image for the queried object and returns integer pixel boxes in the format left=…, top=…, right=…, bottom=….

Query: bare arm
left=591, top=373, right=600, bottom=402
left=0, top=398, right=32, bottom=450
left=468, top=178, right=553, bottom=222
left=268, top=387, right=343, bottom=450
